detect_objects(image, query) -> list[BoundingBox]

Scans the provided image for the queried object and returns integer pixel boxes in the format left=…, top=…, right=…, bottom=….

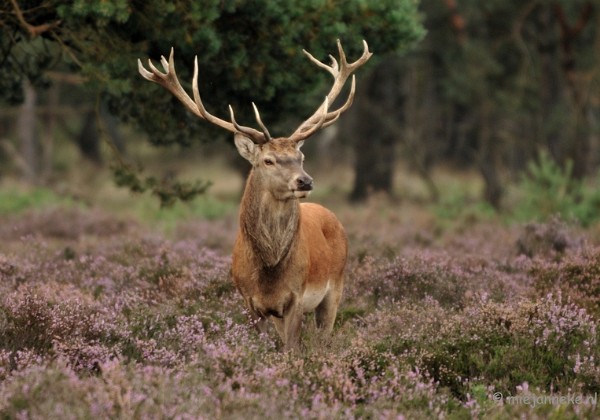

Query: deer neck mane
left=240, top=170, right=300, bottom=269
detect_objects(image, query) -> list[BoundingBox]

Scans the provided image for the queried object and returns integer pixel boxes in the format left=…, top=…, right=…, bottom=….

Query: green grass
left=0, top=175, right=238, bottom=233
left=125, top=193, right=238, bottom=228
left=0, top=186, right=76, bottom=215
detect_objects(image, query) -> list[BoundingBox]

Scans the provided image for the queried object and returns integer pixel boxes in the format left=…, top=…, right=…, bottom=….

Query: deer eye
left=264, top=159, right=275, bottom=166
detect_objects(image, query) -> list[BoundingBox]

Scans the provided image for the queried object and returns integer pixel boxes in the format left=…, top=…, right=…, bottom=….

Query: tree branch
left=553, top=1, right=593, bottom=39
left=552, top=1, right=594, bottom=101
left=9, top=0, right=61, bottom=38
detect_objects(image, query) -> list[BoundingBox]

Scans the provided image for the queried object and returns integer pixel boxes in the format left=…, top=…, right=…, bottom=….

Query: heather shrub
left=529, top=246, right=600, bottom=318
left=0, top=216, right=241, bottom=380
left=338, top=196, right=436, bottom=260
left=346, top=251, right=512, bottom=310
left=173, top=216, right=238, bottom=251
left=0, top=207, right=131, bottom=240
left=1, top=288, right=106, bottom=351
left=1, top=201, right=599, bottom=418
left=0, top=286, right=124, bottom=372
left=0, top=360, right=221, bottom=418
left=0, top=352, right=466, bottom=419
left=516, top=216, right=581, bottom=258
left=279, top=346, right=464, bottom=418
left=361, top=294, right=599, bottom=398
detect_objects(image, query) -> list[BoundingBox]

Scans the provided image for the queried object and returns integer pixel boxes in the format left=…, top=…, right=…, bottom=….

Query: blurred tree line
left=1, top=0, right=599, bottom=209
left=408, top=0, right=600, bottom=208
left=0, top=0, right=423, bottom=204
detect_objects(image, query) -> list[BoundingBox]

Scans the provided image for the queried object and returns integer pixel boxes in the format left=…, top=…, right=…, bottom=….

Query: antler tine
left=320, top=75, right=356, bottom=129
left=160, top=49, right=172, bottom=72
left=229, top=105, right=269, bottom=144
left=252, top=102, right=272, bottom=142
left=294, top=97, right=329, bottom=140
left=302, top=49, right=337, bottom=77
left=138, top=48, right=170, bottom=80
left=138, top=48, right=267, bottom=144
left=190, top=55, right=265, bottom=143
left=139, top=48, right=204, bottom=120
left=329, top=55, right=339, bottom=73
left=289, top=40, right=372, bottom=142
left=137, top=59, right=153, bottom=79
left=138, top=43, right=370, bottom=145
left=192, top=56, right=218, bottom=122
left=336, top=39, right=347, bottom=67
left=298, top=77, right=355, bottom=133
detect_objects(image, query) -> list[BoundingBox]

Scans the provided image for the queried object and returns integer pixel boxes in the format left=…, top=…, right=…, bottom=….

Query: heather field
left=1, top=185, right=599, bottom=419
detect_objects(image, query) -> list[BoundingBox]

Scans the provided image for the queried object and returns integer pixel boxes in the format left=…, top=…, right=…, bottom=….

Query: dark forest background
left=1, top=0, right=599, bottom=221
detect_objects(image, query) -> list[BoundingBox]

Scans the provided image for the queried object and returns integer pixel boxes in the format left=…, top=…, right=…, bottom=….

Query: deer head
left=138, top=40, right=372, bottom=200
left=234, top=136, right=313, bottom=200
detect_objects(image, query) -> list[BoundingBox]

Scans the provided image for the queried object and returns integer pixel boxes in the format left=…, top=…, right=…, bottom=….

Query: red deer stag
left=139, top=40, right=372, bottom=350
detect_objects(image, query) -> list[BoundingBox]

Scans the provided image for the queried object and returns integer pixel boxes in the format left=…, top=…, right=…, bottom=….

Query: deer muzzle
left=296, top=174, right=313, bottom=191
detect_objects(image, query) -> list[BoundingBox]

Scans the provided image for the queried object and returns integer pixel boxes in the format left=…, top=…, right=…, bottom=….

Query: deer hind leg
left=315, top=279, right=343, bottom=334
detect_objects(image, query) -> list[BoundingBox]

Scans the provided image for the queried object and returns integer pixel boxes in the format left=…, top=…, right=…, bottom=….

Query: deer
left=138, top=40, right=372, bottom=350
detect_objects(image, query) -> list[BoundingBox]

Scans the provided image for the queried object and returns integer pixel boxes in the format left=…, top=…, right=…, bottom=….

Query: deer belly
left=302, top=280, right=330, bottom=312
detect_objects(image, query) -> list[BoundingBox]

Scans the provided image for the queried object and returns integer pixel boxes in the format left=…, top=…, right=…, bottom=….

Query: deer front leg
left=284, top=307, right=303, bottom=351
left=253, top=316, right=269, bottom=334
left=277, top=294, right=303, bottom=351
left=244, top=296, right=269, bottom=334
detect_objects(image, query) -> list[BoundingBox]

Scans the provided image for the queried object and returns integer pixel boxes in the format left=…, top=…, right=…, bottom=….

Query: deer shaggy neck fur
left=240, top=170, right=300, bottom=268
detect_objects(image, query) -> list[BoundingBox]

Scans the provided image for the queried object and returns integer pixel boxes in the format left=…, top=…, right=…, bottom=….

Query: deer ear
left=295, top=140, right=305, bottom=150
left=234, top=133, right=258, bottom=163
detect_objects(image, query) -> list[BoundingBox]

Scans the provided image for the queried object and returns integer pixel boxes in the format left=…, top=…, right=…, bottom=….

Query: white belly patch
left=302, top=280, right=330, bottom=312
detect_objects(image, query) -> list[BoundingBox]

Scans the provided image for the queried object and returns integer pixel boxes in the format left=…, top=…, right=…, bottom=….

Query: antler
left=138, top=48, right=270, bottom=144
left=288, top=39, right=372, bottom=142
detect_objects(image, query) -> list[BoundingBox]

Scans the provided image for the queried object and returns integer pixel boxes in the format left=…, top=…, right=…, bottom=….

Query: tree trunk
left=477, top=101, right=503, bottom=209
left=41, top=82, right=59, bottom=181
left=347, top=60, right=404, bottom=202
left=553, top=2, right=594, bottom=179
left=18, top=81, right=38, bottom=183
left=350, top=123, right=395, bottom=201
left=537, top=6, right=564, bottom=164
left=77, top=110, right=102, bottom=163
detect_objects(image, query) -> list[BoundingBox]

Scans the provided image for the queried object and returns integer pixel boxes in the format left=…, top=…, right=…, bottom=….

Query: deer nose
left=296, top=175, right=313, bottom=191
